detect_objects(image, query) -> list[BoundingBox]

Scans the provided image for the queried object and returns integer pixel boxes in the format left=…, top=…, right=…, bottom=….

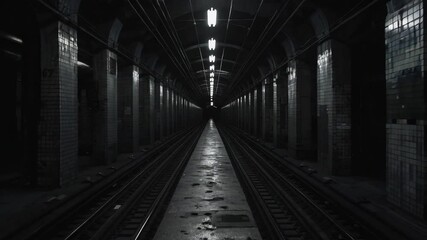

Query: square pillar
left=261, top=83, right=266, bottom=140
left=265, top=80, right=274, bottom=142
left=38, top=21, right=78, bottom=187
left=278, top=71, right=288, bottom=148
left=93, top=49, right=118, bottom=165
left=164, top=87, right=169, bottom=136
left=317, top=40, right=352, bottom=174
left=248, top=92, right=253, bottom=134
left=288, top=60, right=316, bottom=160
left=154, top=80, right=161, bottom=141
left=118, top=65, right=139, bottom=153
left=172, top=92, right=177, bottom=132
left=253, top=89, right=258, bottom=136
left=140, top=75, right=155, bottom=145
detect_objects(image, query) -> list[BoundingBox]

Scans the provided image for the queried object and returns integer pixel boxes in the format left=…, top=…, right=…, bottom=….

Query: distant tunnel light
left=207, top=8, right=217, bottom=27
left=210, top=65, right=215, bottom=71
left=208, top=38, right=216, bottom=50
left=210, top=101, right=214, bottom=106
left=209, top=55, right=215, bottom=63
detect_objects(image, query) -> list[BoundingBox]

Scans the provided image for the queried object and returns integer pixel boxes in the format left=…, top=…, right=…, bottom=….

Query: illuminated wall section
left=317, top=40, right=352, bottom=175
left=385, top=0, right=426, bottom=218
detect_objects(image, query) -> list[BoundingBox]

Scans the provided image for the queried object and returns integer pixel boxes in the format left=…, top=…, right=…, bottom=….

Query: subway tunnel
left=1, top=0, right=426, bottom=239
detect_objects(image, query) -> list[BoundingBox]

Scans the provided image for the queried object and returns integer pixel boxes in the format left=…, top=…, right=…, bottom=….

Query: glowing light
left=208, top=38, right=216, bottom=50
left=209, top=55, right=215, bottom=63
left=210, top=72, right=215, bottom=77
left=207, top=8, right=217, bottom=27
left=77, top=61, right=90, bottom=68
left=210, top=77, right=214, bottom=82
left=210, top=65, right=215, bottom=71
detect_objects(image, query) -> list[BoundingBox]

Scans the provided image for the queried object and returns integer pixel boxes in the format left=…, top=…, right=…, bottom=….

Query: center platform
left=153, top=120, right=261, bottom=240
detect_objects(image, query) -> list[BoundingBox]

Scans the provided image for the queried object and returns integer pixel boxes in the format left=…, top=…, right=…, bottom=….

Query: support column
left=172, top=92, right=176, bottom=132
left=385, top=0, right=426, bottom=218
left=176, top=95, right=181, bottom=130
left=261, top=83, right=266, bottom=140
left=93, top=49, right=118, bottom=164
left=248, top=92, right=253, bottom=134
left=288, top=60, right=315, bottom=160
left=141, top=75, right=155, bottom=145
left=265, top=80, right=274, bottom=142
left=253, top=89, right=258, bottom=136
left=38, top=21, right=78, bottom=186
left=278, top=71, right=288, bottom=148
left=118, top=66, right=139, bottom=153
left=164, top=87, right=169, bottom=136
left=317, top=40, right=351, bottom=174
left=154, top=80, right=161, bottom=141
left=175, top=94, right=179, bottom=130
left=273, top=78, right=278, bottom=146
left=169, top=90, right=174, bottom=133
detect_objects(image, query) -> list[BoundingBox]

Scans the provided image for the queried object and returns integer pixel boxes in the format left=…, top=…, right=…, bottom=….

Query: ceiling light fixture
left=208, top=38, right=216, bottom=50
left=207, top=8, right=217, bottom=27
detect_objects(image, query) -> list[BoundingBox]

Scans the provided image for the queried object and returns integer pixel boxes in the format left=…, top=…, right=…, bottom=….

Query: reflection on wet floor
left=153, top=119, right=261, bottom=240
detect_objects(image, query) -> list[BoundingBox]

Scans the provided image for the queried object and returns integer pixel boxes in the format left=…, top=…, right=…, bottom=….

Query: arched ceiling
left=74, top=0, right=377, bottom=107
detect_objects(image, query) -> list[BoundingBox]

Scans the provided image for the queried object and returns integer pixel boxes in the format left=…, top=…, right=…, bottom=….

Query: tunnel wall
left=385, top=0, right=426, bottom=218
left=221, top=0, right=427, bottom=219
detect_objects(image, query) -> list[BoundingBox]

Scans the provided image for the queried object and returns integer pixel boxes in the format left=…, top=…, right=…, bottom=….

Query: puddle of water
left=199, top=165, right=214, bottom=170
left=202, top=197, right=224, bottom=202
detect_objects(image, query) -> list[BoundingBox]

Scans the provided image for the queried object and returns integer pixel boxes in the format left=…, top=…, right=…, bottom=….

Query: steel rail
left=220, top=126, right=368, bottom=240
left=62, top=127, right=200, bottom=240
left=132, top=125, right=202, bottom=239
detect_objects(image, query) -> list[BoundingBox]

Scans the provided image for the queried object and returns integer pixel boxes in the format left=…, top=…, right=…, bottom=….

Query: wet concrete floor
left=153, top=120, right=261, bottom=240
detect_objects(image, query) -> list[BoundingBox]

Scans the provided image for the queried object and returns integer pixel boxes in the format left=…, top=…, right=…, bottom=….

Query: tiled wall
left=170, top=91, right=175, bottom=133
left=118, top=66, right=139, bottom=153
left=33, top=1, right=81, bottom=187
left=246, top=94, right=248, bottom=131
left=385, top=0, right=426, bottom=218
left=93, top=49, right=118, bottom=165
left=278, top=71, right=288, bottom=148
left=164, top=87, right=169, bottom=136
left=261, top=83, right=266, bottom=140
left=288, top=60, right=298, bottom=156
left=248, top=92, right=253, bottom=134
left=273, top=78, right=278, bottom=146
left=265, top=80, right=274, bottom=142
left=288, top=60, right=314, bottom=159
left=38, top=21, right=78, bottom=186
left=140, top=76, right=155, bottom=145
left=317, top=40, right=352, bottom=175
left=154, top=81, right=161, bottom=141
left=253, top=89, right=258, bottom=136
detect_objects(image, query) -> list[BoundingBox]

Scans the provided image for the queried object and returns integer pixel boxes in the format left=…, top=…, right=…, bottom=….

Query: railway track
left=14, top=125, right=203, bottom=240
left=218, top=125, right=386, bottom=240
